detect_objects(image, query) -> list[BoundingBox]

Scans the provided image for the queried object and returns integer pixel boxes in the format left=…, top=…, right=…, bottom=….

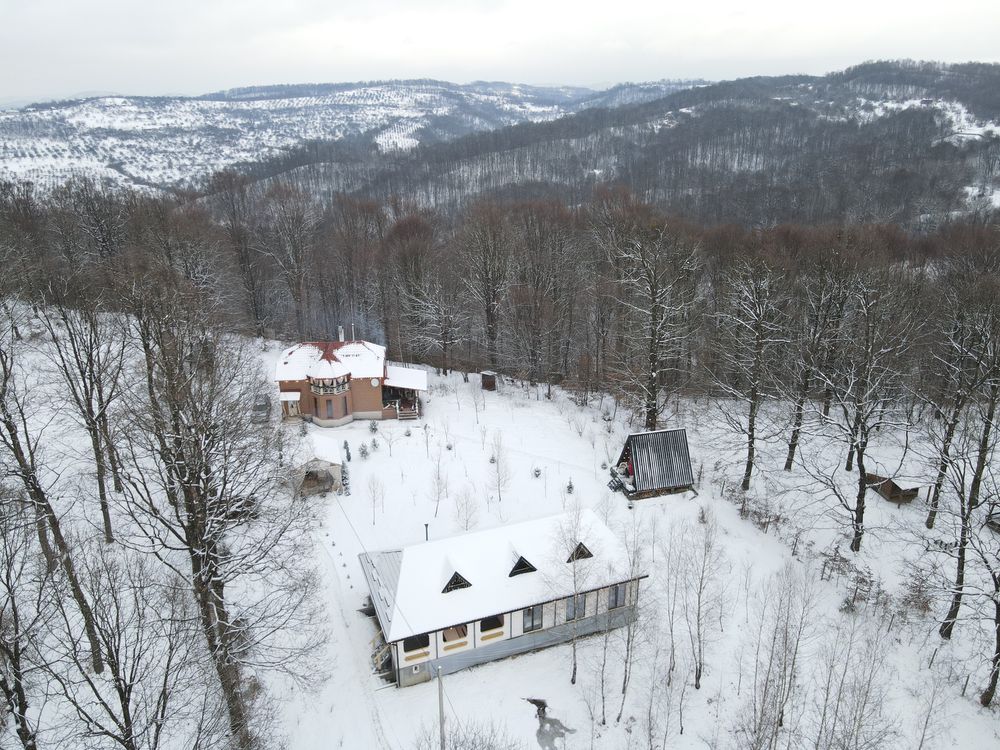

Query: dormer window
left=509, top=556, right=537, bottom=577
left=442, top=572, right=471, bottom=593
left=567, top=542, right=593, bottom=562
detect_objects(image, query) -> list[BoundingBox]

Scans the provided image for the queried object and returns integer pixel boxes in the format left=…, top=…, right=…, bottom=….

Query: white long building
left=359, top=510, right=646, bottom=687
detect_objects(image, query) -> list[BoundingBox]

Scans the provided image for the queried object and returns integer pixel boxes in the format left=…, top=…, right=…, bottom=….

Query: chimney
left=337, top=325, right=345, bottom=342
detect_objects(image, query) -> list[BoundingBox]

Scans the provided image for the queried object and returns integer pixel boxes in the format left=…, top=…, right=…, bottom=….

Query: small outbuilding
left=608, top=428, right=695, bottom=499
left=293, top=459, right=342, bottom=498
left=865, top=473, right=920, bottom=505
left=481, top=371, right=498, bottom=391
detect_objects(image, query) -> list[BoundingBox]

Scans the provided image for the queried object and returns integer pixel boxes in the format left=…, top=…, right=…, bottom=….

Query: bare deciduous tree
left=712, top=260, right=788, bottom=490
left=810, top=271, right=920, bottom=552
left=45, top=544, right=223, bottom=750
left=0, top=498, right=51, bottom=750
left=0, top=302, right=105, bottom=675
left=732, top=562, right=817, bottom=750
left=118, top=275, right=319, bottom=749
left=809, top=615, right=897, bottom=749
left=682, top=509, right=728, bottom=689
left=592, top=199, right=700, bottom=430
left=39, top=289, right=127, bottom=544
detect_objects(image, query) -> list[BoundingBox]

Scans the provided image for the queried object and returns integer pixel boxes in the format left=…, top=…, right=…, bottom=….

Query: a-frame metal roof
left=618, top=428, right=694, bottom=493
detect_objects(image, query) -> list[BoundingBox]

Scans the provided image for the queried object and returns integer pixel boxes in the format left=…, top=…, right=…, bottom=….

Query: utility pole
left=437, top=666, right=446, bottom=750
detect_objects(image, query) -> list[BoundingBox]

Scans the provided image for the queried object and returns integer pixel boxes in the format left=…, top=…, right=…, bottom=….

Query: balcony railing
left=310, top=383, right=349, bottom=396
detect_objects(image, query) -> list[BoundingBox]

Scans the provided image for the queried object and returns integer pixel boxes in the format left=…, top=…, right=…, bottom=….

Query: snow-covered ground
left=6, top=314, right=997, bottom=749
left=268, top=351, right=1000, bottom=749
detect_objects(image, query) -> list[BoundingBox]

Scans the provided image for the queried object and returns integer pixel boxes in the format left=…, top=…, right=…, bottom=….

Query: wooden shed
left=481, top=371, right=498, bottom=391
left=608, top=428, right=695, bottom=499
left=865, top=473, right=920, bottom=505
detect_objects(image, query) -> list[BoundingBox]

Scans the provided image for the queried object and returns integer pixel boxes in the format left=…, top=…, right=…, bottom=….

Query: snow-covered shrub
left=368, top=420, right=378, bottom=433
left=359, top=443, right=369, bottom=460
left=566, top=478, right=574, bottom=494
left=533, top=467, right=541, bottom=478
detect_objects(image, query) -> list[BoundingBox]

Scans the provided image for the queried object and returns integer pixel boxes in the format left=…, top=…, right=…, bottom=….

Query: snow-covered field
left=269, top=353, right=1000, bottom=749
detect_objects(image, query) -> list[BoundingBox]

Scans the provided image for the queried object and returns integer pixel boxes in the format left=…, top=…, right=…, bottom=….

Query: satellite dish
left=370, top=378, right=380, bottom=388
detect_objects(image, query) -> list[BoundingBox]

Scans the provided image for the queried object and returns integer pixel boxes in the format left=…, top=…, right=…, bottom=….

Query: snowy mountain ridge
left=0, top=79, right=699, bottom=191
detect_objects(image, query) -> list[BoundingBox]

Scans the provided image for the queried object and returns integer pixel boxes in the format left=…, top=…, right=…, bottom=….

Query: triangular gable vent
left=567, top=542, right=593, bottom=562
left=509, top=556, right=537, bottom=577
left=442, top=571, right=471, bottom=593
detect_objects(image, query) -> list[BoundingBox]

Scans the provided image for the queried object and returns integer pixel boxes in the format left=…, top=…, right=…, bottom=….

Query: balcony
left=310, top=381, right=349, bottom=396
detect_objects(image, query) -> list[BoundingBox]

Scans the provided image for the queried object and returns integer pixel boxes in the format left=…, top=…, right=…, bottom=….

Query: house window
left=522, top=604, right=543, bottom=633
left=326, top=399, right=333, bottom=419
left=442, top=624, right=468, bottom=642
left=403, top=633, right=429, bottom=652
left=608, top=583, right=627, bottom=610
left=565, top=594, right=586, bottom=621
left=443, top=572, right=471, bottom=593
left=480, top=614, right=504, bottom=632
left=567, top=542, right=593, bottom=562
left=313, top=397, right=318, bottom=414
left=509, top=556, right=537, bottom=577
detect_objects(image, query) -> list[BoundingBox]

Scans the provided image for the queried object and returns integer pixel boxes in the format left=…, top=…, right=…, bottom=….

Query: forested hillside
left=235, top=61, right=1000, bottom=227
left=0, top=79, right=698, bottom=191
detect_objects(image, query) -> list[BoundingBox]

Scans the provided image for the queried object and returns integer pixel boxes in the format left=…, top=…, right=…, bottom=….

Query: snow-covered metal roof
left=358, top=510, right=641, bottom=643
left=384, top=364, right=428, bottom=392
left=619, top=428, right=694, bottom=493
left=274, top=340, right=386, bottom=382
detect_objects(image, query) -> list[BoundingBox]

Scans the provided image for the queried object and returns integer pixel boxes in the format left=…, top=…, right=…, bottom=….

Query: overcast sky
left=3, top=0, right=999, bottom=102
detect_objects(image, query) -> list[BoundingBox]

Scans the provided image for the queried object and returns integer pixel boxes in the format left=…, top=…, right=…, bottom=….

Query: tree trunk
left=845, top=411, right=861, bottom=472
left=784, top=369, right=811, bottom=471
left=980, top=596, right=1000, bottom=706
left=97, top=409, right=124, bottom=493
left=942, top=384, right=998, bottom=638
left=850, top=444, right=868, bottom=553
left=926, top=402, right=961, bottom=529
left=192, top=560, right=257, bottom=750
left=87, top=423, right=114, bottom=543
left=46, top=510, right=105, bottom=674
left=34, top=504, right=55, bottom=573
left=0, top=646, right=38, bottom=750
left=742, top=395, right=758, bottom=491
left=485, top=304, right=499, bottom=371
left=570, top=638, right=577, bottom=685
left=1, top=412, right=105, bottom=673
left=645, top=305, right=660, bottom=431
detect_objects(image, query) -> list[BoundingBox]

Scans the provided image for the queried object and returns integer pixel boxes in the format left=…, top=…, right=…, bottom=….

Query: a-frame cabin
left=609, top=428, right=695, bottom=499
